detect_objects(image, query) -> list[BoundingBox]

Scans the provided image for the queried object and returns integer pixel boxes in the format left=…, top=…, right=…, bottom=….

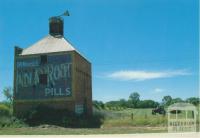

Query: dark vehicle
left=170, top=110, right=181, bottom=114
left=152, top=106, right=166, bottom=115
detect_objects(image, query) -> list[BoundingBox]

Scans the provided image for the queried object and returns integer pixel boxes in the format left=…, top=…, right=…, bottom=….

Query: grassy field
left=0, top=127, right=167, bottom=135
left=0, top=107, right=199, bottom=135
left=102, top=107, right=199, bottom=128
left=99, top=108, right=167, bottom=128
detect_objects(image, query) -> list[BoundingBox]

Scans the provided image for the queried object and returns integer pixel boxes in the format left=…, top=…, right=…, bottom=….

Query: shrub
left=0, top=116, right=27, bottom=128
left=22, top=104, right=73, bottom=126
left=22, top=104, right=105, bottom=128
left=0, top=104, right=10, bottom=116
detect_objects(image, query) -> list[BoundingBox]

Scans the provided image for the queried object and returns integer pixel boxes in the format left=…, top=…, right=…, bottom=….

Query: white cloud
left=154, top=88, right=164, bottom=93
left=106, top=69, right=190, bottom=81
left=150, top=88, right=165, bottom=94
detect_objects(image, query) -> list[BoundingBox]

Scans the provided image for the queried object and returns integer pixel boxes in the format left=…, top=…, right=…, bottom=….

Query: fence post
left=131, top=113, right=133, bottom=120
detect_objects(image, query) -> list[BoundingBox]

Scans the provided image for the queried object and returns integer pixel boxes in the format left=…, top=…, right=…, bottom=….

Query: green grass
left=95, top=107, right=200, bottom=130
left=98, top=108, right=167, bottom=128
left=0, top=106, right=199, bottom=134
left=0, top=127, right=167, bottom=135
left=0, top=108, right=168, bottom=134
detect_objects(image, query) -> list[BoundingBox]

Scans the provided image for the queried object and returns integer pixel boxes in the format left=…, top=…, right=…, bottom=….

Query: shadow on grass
left=20, top=105, right=104, bottom=128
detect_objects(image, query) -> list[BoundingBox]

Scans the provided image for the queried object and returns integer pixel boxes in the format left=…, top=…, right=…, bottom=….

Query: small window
left=40, top=55, right=47, bottom=64
left=39, top=74, right=47, bottom=85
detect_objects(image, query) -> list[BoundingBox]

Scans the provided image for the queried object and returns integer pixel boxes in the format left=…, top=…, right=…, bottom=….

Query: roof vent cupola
left=49, top=17, right=64, bottom=37
left=49, top=11, right=70, bottom=37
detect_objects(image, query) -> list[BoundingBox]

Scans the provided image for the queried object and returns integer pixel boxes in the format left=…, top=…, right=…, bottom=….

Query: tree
left=93, top=100, right=105, bottom=109
left=3, top=87, right=13, bottom=106
left=129, top=92, right=140, bottom=101
left=127, top=100, right=134, bottom=108
left=119, top=99, right=128, bottom=108
left=162, top=95, right=172, bottom=106
left=137, top=100, right=159, bottom=108
left=129, top=92, right=140, bottom=108
left=171, top=98, right=183, bottom=104
left=186, top=97, right=200, bottom=106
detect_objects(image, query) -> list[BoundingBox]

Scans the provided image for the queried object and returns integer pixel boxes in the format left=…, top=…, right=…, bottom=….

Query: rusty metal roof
left=21, top=35, right=76, bottom=55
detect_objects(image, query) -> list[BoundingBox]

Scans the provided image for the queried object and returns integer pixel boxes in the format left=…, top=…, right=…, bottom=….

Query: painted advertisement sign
left=15, top=54, right=72, bottom=100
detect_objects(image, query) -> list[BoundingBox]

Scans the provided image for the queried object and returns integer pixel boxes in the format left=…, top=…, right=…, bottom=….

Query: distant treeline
left=93, top=92, right=200, bottom=110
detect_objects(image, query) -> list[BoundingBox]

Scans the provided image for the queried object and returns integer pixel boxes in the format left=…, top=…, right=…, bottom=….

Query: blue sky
left=0, top=0, right=199, bottom=102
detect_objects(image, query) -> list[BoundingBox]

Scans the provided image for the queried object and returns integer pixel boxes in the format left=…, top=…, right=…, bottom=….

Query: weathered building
left=13, top=16, right=92, bottom=117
